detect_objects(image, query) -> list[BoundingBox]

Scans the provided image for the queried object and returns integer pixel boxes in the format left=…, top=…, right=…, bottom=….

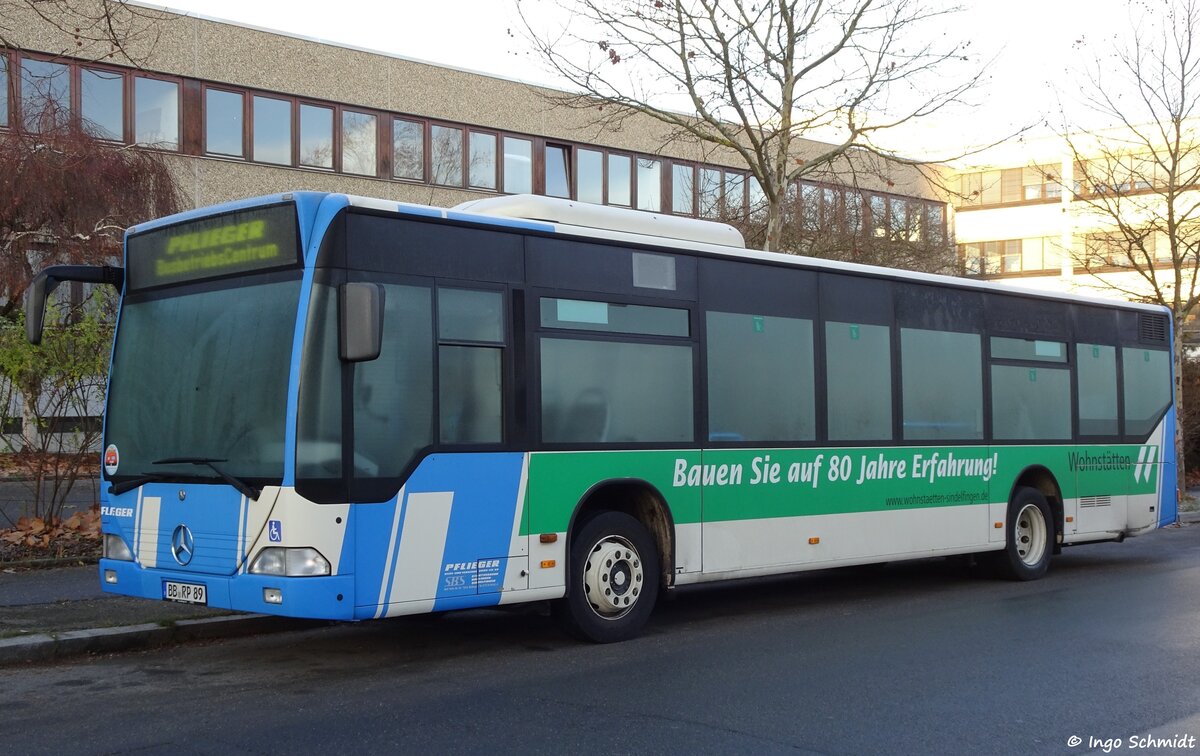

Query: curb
left=0, top=614, right=328, bottom=666
left=1179, top=510, right=1200, bottom=524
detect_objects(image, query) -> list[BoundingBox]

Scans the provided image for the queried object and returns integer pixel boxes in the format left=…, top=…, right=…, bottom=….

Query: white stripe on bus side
left=385, top=491, right=454, bottom=607
left=138, top=497, right=162, bottom=569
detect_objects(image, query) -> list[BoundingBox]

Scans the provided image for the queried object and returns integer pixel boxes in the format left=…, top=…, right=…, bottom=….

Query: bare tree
left=1059, top=0, right=1200, bottom=493
left=0, top=98, right=182, bottom=523
left=0, top=0, right=168, bottom=66
left=520, top=0, right=983, bottom=252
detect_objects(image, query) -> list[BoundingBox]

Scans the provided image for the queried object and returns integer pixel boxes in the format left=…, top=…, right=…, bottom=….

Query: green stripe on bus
left=521, top=443, right=1160, bottom=533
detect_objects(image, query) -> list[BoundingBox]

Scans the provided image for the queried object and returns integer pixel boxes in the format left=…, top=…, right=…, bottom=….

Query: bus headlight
left=103, top=534, right=133, bottom=561
left=249, top=547, right=330, bottom=577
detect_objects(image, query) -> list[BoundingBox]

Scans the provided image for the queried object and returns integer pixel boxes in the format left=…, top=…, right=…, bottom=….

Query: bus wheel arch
left=1008, top=465, right=1064, bottom=552
left=566, top=479, right=676, bottom=590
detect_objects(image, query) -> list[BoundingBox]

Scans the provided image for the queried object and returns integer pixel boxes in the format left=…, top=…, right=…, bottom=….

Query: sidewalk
left=2, top=512, right=1198, bottom=666
left=0, top=563, right=325, bottom=665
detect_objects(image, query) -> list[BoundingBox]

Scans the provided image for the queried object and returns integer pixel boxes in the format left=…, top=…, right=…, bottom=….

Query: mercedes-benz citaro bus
left=25, top=191, right=1177, bottom=643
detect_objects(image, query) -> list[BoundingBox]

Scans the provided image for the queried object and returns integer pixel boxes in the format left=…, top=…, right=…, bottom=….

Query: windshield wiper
left=153, top=457, right=261, bottom=500
left=109, top=472, right=171, bottom=495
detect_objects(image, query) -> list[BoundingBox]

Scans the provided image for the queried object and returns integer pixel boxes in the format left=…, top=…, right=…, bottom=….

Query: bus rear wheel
left=998, top=487, right=1053, bottom=580
left=556, top=511, right=659, bottom=643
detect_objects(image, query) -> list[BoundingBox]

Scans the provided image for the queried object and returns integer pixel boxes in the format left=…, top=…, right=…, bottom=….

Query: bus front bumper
left=99, top=558, right=356, bottom=621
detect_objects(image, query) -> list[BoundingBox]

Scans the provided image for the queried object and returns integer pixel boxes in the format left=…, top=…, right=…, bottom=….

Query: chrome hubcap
left=582, top=535, right=643, bottom=620
left=1015, top=502, right=1048, bottom=567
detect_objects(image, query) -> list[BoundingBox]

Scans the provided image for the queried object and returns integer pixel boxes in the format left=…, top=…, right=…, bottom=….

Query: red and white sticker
left=104, top=444, right=120, bottom=477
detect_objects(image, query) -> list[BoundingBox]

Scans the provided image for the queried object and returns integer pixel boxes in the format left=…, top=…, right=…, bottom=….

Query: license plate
left=163, top=580, right=207, bottom=605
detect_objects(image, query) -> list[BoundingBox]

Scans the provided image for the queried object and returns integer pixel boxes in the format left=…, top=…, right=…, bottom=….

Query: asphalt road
left=3, top=524, right=1200, bottom=755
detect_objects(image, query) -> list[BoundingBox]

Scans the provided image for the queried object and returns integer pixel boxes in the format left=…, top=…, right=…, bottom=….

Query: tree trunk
left=764, top=199, right=784, bottom=253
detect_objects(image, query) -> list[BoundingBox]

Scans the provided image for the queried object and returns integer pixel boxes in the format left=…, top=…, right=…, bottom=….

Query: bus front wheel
left=999, top=487, right=1053, bottom=580
left=556, top=511, right=660, bottom=643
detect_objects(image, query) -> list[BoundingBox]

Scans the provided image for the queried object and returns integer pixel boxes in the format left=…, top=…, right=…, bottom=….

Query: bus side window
left=438, top=288, right=505, bottom=444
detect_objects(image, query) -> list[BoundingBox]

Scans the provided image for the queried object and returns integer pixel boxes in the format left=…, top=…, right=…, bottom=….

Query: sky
left=154, top=0, right=1147, bottom=161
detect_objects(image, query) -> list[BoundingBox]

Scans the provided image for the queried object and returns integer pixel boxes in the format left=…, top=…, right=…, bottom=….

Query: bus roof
left=144, top=191, right=1169, bottom=318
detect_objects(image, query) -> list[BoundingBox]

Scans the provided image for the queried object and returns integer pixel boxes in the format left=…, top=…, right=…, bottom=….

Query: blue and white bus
left=27, top=191, right=1177, bottom=642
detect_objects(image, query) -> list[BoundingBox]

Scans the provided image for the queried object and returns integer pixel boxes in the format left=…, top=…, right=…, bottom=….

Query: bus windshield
left=104, top=204, right=303, bottom=486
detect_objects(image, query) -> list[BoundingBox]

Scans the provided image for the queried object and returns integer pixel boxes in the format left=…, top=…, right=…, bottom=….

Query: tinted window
left=81, top=68, right=124, bottom=141
left=440, top=346, right=502, bottom=443
left=503, top=137, right=532, bottom=194
left=353, top=284, right=434, bottom=478
left=439, top=289, right=504, bottom=343
left=342, top=110, right=377, bottom=176
left=902, top=329, right=983, bottom=440
left=992, top=337, right=1067, bottom=362
left=707, top=312, right=814, bottom=442
left=205, top=89, right=243, bottom=157
left=299, top=104, right=333, bottom=168
left=541, top=298, right=688, bottom=337
left=431, top=125, right=463, bottom=185
left=253, top=96, right=291, bottom=165
left=1078, top=344, right=1118, bottom=436
left=297, top=284, right=343, bottom=481
left=992, top=365, right=1071, bottom=440
left=134, top=78, right=178, bottom=149
left=1123, top=347, right=1171, bottom=437
left=826, top=322, right=892, bottom=441
left=541, top=338, right=693, bottom=443
left=393, top=119, right=423, bottom=180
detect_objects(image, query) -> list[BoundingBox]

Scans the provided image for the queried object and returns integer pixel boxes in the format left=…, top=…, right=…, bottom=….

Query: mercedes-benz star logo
left=171, top=524, right=195, bottom=566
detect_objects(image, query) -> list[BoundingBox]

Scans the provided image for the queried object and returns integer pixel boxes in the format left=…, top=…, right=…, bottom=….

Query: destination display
left=126, top=203, right=300, bottom=290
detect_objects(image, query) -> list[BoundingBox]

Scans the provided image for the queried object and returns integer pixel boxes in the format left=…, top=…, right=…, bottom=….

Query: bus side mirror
left=25, top=264, right=123, bottom=345
left=339, top=282, right=385, bottom=362
left=25, top=273, right=53, bottom=346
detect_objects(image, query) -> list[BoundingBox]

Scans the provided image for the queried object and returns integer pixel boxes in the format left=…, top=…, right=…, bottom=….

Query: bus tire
left=555, top=511, right=659, bottom=643
left=999, top=487, right=1053, bottom=581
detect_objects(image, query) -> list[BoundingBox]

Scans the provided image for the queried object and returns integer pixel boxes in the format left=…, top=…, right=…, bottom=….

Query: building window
left=431, top=124, right=463, bottom=186
left=636, top=158, right=660, bottom=211
left=608, top=153, right=631, bottom=206
left=926, top=204, right=945, bottom=245
left=134, top=77, right=178, bottom=149
left=468, top=131, right=497, bottom=190
left=726, top=173, right=747, bottom=217
left=0, top=55, right=8, bottom=126
left=21, top=58, right=69, bottom=131
left=81, top=68, right=124, bottom=141
left=577, top=148, right=603, bottom=204
left=545, top=144, right=570, bottom=198
left=699, top=167, right=722, bottom=218
left=749, top=178, right=767, bottom=221
left=393, top=118, right=423, bottom=181
left=342, top=110, right=377, bottom=176
left=672, top=163, right=694, bottom=215
left=869, top=195, right=887, bottom=237
left=205, top=88, right=243, bottom=158
left=503, top=136, right=532, bottom=194
left=299, top=104, right=333, bottom=169
left=252, top=95, right=291, bottom=165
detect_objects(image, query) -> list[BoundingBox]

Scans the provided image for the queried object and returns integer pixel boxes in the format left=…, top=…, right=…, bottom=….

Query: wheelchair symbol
left=268, top=520, right=282, bottom=542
